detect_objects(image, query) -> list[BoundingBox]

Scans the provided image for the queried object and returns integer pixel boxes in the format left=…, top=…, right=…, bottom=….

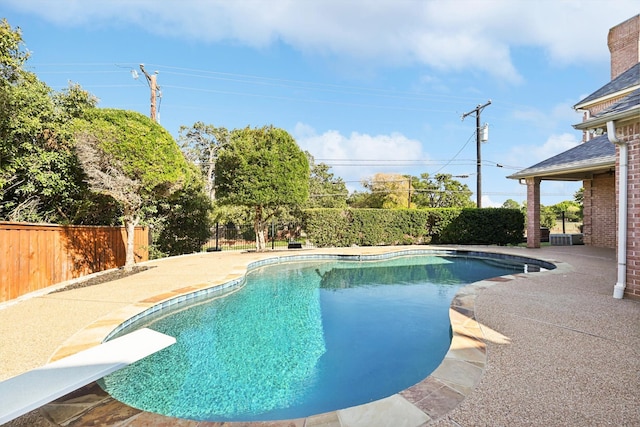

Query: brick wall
left=582, top=179, right=593, bottom=245
left=617, top=121, right=640, bottom=300
left=588, top=94, right=628, bottom=117
left=526, top=177, right=540, bottom=249
left=583, top=173, right=616, bottom=248
left=608, top=14, right=639, bottom=80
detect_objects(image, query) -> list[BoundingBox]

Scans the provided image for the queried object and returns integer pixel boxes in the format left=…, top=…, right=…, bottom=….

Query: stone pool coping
left=6, top=247, right=569, bottom=426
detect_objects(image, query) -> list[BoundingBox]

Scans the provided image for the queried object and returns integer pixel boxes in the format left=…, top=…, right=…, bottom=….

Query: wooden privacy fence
left=0, top=222, right=149, bottom=303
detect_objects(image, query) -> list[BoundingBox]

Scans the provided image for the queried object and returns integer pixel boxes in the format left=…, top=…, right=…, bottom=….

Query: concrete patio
left=0, top=245, right=638, bottom=426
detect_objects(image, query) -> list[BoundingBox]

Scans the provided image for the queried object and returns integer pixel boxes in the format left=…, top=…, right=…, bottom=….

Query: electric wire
left=31, top=62, right=493, bottom=109
left=29, top=61, right=536, bottom=192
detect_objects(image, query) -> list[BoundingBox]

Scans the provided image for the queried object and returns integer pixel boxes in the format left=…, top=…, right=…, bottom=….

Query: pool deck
left=1, top=245, right=638, bottom=427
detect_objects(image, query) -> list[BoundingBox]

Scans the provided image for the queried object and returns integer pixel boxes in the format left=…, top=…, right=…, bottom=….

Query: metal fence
left=202, top=222, right=306, bottom=252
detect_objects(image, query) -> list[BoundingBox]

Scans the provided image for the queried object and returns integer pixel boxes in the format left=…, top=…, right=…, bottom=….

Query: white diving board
left=0, top=328, right=175, bottom=424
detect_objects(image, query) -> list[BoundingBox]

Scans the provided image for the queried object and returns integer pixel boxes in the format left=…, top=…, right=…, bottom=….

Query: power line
left=432, top=130, right=476, bottom=175
left=314, top=158, right=522, bottom=170
left=31, top=61, right=491, bottom=111
left=161, top=84, right=455, bottom=113
left=307, top=190, right=574, bottom=198
left=144, top=63, right=486, bottom=103
left=461, top=100, right=492, bottom=208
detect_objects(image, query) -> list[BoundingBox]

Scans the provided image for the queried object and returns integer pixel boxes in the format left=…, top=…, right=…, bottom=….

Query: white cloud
left=481, top=195, right=502, bottom=208
left=6, top=0, right=639, bottom=82
left=506, top=133, right=581, bottom=166
left=293, top=122, right=424, bottom=190
left=511, top=101, right=583, bottom=131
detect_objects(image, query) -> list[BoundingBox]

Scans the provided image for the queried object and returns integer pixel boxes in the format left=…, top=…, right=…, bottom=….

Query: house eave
left=573, top=106, right=640, bottom=130
left=507, top=157, right=616, bottom=180
left=574, top=84, right=640, bottom=110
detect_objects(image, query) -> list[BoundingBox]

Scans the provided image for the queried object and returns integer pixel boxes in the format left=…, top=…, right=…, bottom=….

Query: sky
left=2, top=0, right=638, bottom=207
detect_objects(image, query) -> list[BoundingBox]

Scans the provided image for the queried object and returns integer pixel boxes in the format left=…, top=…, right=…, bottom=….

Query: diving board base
left=0, top=328, right=175, bottom=425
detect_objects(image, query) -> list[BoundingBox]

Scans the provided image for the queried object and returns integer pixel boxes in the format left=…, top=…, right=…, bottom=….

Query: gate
left=202, top=222, right=304, bottom=251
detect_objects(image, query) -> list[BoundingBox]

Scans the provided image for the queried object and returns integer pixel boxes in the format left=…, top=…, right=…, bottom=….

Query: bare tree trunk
left=123, top=208, right=139, bottom=271
left=254, top=205, right=266, bottom=252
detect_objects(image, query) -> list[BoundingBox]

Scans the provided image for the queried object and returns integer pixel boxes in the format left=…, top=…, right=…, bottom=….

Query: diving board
left=0, top=328, right=175, bottom=424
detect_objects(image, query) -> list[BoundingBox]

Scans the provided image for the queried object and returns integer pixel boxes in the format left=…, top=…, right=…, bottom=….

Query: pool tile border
left=38, top=248, right=567, bottom=427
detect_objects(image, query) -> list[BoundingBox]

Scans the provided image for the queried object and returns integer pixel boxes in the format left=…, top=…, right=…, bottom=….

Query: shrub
left=302, top=208, right=523, bottom=247
left=437, top=208, right=524, bottom=245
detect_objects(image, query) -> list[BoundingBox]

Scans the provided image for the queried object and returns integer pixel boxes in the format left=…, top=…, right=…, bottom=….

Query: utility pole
left=462, top=100, right=491, bottom=208
left=139, top=64, right=160, bottom=122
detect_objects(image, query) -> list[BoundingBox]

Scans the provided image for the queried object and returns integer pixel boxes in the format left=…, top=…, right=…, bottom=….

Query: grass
left=549, top=220, right=582, bottom=234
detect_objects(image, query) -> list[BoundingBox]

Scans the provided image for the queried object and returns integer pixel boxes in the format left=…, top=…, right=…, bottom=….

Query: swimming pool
left=100, top=252, right=551, bottom=421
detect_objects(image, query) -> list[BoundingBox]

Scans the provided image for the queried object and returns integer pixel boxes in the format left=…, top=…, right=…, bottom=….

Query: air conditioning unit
left=550, top=234, right=572, bottom=246
left=571, top=234, right=584, bottom=245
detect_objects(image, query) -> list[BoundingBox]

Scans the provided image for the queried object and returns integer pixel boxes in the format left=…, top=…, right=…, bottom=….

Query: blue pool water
left=100, top=254, right=535, bottom=421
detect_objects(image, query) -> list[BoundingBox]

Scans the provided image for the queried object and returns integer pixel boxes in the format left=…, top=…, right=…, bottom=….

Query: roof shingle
left=507, top=134, right=615, bottom=179
left=574, top=63, right=640, bottom=107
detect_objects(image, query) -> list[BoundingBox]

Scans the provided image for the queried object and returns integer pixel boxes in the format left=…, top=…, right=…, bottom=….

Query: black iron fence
left=203, top=222, right=306, bottom=252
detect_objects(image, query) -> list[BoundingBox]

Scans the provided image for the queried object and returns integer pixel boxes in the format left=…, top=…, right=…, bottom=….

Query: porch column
left=526, top=177, right=541, bottom=248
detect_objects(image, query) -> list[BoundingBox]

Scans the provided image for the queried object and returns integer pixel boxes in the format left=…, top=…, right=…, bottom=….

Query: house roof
left=507, top=134, right=615, bottom=180
left=598, top=87, right=640, bottom=114
left=509, top=62, right=638, bottom=181
left=574, top=87, right=640, bottom=130
left=574, top=63, right=640, bottom=109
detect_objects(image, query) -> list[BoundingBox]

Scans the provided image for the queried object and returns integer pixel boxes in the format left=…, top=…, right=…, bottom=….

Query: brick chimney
left=608, top=14, right=640, bottom=80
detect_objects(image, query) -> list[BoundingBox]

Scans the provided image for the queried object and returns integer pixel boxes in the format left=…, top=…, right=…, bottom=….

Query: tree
left=1, top=20, right=103, bottom=223
left=0, top=19, right=61, bottom=219
left=346, top=190, right=377, bottom=208
left=540, top=205, right=557, bottom=229
left=574, top=187, right=584, bottom=220
left=501, top=199, right=521, bottom=210
left=178, top=122, right=229, bottom=200
left=358, top=173, right=411, bottom=209
left=521, top=201, right=556, bottom=229
left=152, top=172, right=213, bottom=257
left=73, top=109, right=192, bottom=268
left=347, top=172, right=473, bottom=209
left=410, top=173, right=475, bottom=208
left=550, top=200, right=581, bottom=222
left=215, top=125, right=309, bottom=251
left=0, top=18, right=28, bottom=84
left=305, top=153, right=348, bottom=208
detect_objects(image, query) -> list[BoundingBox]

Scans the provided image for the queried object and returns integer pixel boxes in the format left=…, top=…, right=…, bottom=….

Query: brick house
left=508, top=14, right=639, bottom=300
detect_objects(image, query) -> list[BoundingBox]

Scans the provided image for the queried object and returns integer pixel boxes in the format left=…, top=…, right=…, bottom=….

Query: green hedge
left=436, top=208, right=524, bottom=245
left=302, top=208, right=523, bottom=247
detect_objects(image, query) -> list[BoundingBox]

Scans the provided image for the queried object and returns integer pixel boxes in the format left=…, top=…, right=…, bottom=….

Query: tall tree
left=0, top=18, right=28, bottom=84
left=550, top=200, right=581, bottom=222
left=215, top=125, right=309, bottom=251
left=501, top=199, right=521, bottom=210
left=178, top=122, right=229, bottom=200
left=0, top=19, right=54, bottom=217
left=73, top=109, right=192, bottom=268
left=359, top=173, right=412, bottom=209
left=305, top=153, right=348, bottom=208
left=574, top=187, right=584, bottom=221
left=0, top=19, right=99, bottom=222
left=411, top=173, right=475, bottom=208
